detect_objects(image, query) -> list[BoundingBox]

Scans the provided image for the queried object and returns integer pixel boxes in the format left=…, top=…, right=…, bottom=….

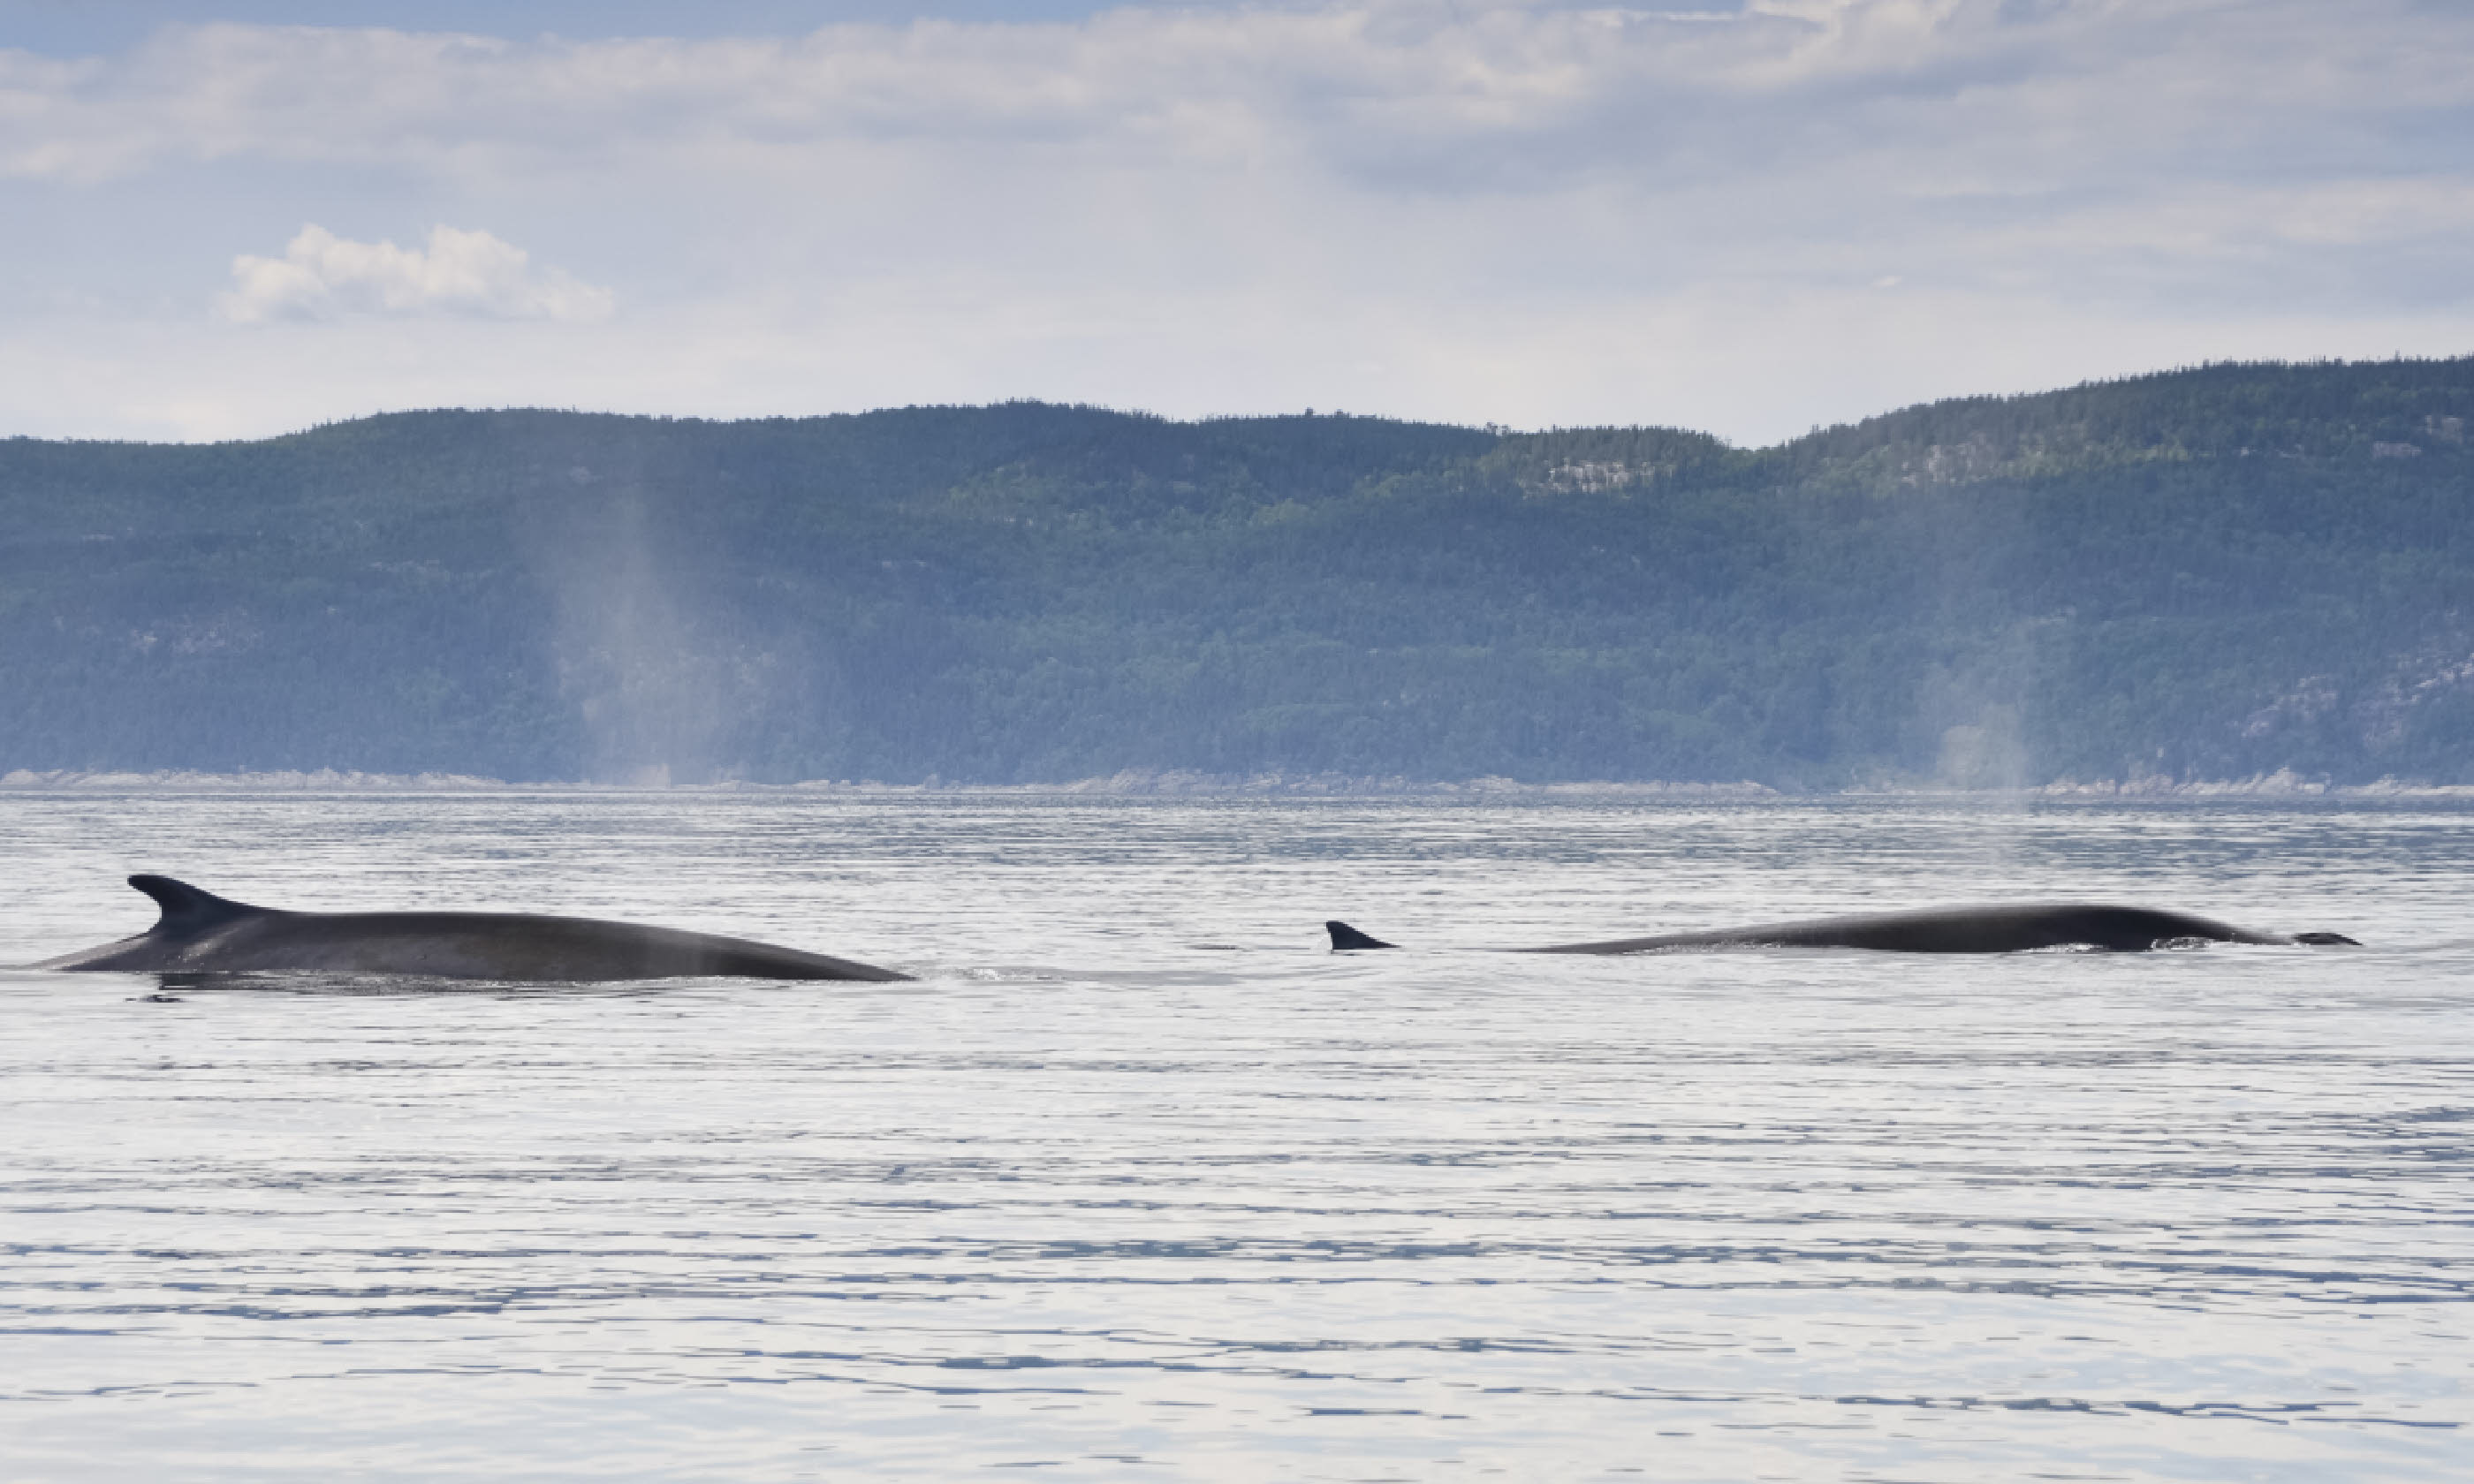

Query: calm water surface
left=1, top=793, right=2468, bottom=1481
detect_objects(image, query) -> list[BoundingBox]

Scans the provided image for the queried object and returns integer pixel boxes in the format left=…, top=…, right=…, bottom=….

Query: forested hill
left=4, top=358, right=2472, bottom=787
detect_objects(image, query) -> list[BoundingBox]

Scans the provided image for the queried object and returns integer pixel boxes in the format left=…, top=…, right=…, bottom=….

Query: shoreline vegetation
left=6, top=356, right=2472, bottom=790
left=5, top=767, right=2469, bottom=799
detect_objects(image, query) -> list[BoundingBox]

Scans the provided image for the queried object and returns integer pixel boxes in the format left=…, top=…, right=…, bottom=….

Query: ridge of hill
left=4, top=358, right=2470, bottom=786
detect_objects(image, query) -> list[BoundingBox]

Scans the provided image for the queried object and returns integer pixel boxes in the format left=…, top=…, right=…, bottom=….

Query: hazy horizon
left=5, top=0, right=2470, bottom=446
left=15, top=351, right=2463, bottom=451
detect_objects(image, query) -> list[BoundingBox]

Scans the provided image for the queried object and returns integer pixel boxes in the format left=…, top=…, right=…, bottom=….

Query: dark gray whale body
left=36, top=875, right=910, bottom=982
left=1327, top=904, right=2356, bottom=955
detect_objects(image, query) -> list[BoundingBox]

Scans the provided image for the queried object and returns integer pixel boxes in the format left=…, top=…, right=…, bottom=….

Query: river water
left=1, top=792, right=2468, bottom=1481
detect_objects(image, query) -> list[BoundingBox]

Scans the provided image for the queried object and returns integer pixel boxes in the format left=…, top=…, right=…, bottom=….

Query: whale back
left=1328, top=902, right=2357, bottom=955
left=35, top=874, right=909, bottom=982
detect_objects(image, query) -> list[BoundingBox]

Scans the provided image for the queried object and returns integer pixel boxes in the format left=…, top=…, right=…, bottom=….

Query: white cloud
left=0, top=1, right=2470, bottom=441
left=0, top=3, right=2458, bottom=198
left=219, top=223, right=614, bottom=322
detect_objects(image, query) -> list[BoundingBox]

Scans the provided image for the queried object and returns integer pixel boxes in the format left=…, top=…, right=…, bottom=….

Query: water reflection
left=136, top=969, right=704, bottom=998
left=0, top=794, right=2467, bottom=1481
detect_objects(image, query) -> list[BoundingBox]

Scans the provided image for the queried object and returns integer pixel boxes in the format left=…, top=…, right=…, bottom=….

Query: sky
left=2, top=0, right=2470, bottom=445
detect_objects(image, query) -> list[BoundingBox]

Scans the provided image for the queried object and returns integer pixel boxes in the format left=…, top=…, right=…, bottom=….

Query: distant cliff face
left=4, top=360, right=2471, bottom=786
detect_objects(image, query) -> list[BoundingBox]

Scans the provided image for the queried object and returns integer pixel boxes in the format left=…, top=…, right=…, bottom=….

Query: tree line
left=3, top=358, right=2470, bottom=785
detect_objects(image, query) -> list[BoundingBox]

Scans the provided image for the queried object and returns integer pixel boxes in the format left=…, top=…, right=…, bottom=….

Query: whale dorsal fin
left=1326, top=920, right=1398, bottom=951
left=129, top=875, right=263, bottom=937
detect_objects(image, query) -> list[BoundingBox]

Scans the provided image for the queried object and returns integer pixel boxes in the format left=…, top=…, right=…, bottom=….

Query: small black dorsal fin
left=128, top=875, right=262, bottom=936
left=1326, top=920, right=1398, bottom=951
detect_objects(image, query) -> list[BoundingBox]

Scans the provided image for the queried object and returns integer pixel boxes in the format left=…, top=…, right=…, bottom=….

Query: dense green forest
left=4, top=358, right=2472, bottom=786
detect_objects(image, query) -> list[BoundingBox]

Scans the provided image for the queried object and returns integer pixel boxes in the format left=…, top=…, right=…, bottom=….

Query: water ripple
left=1, top=794, right=2468, bottom=1480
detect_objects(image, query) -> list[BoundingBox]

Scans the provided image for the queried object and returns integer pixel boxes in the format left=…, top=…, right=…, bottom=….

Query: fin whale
left=34, top=875, right=911, bottom=982
left=1326, top=905, right=2357, bottom=956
